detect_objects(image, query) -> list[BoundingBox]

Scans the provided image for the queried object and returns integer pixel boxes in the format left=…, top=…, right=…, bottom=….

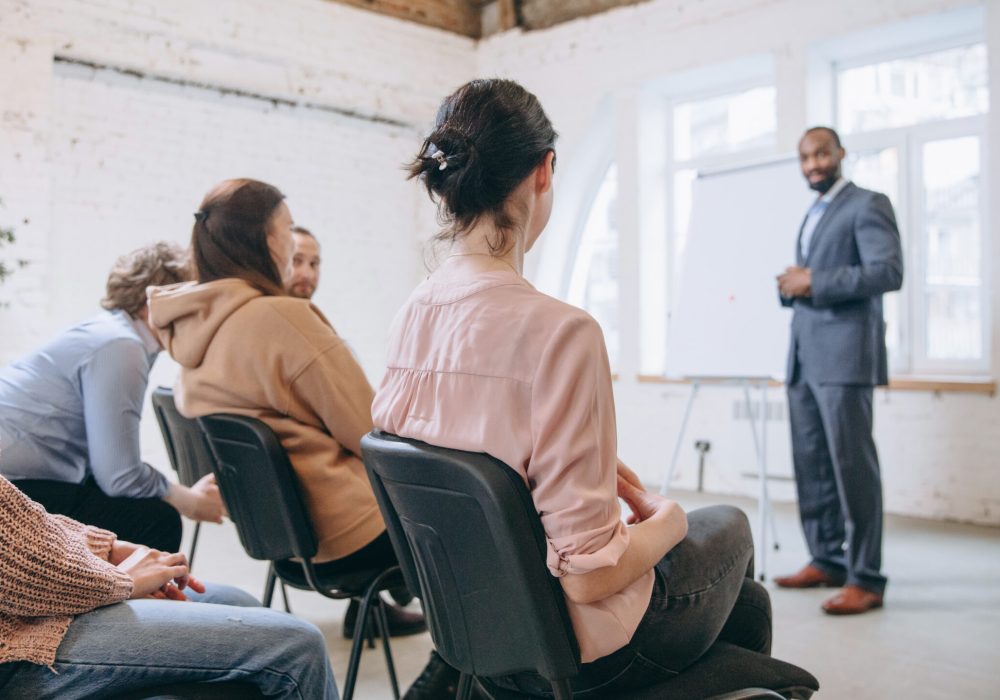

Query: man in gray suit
left=775, top=126, right=903, bottom=615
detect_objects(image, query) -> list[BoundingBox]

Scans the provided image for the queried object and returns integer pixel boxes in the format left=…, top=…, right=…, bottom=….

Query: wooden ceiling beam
left=519, top=0, right=650, bottom=31
left=323, top=0, right=652, bottom=38
left=327, top=0, right=482, bottom=38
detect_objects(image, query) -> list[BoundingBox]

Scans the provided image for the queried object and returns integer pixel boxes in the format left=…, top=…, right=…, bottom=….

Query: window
left=672, top=86, right=776, bottom=287
left=837, top=43, right=988, bottom=134
left=836, top=40, right=989, bottom=374
left=567, top=163, right=620, bottom=369
left=921, top=136, right=983, bottom=361
left=674, top=86, right=777, bottom=160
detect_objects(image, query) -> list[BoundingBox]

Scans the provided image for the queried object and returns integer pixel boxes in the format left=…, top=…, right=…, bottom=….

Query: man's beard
left=808, top=171, right=839, bottom=194
left=288, top=283, right=314, bottom=299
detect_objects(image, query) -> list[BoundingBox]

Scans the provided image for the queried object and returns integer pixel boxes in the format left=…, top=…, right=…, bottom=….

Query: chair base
left=269, top=560, right=405, bottom=700
left=474, top=640, right=818, bottom=700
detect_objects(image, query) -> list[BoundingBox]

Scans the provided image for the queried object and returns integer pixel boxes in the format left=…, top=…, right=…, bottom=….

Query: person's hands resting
left=616, top=476, right=687, bottom=532
left=113, top=544, right=206, bottom=601
left=559, top=467, right=689, bottom=606
left=165, top=474, right=225, bottom=524
left=616, top=459, right=645, bottom=525
left=777, top=266, right=812, bottom=298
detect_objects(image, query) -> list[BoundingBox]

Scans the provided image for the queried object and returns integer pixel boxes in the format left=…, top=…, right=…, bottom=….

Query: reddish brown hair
left=192, top=179, right=286, bottom=296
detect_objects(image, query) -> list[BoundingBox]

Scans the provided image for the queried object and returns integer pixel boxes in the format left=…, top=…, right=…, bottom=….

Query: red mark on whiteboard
left=728, top=295, right=736, bottom=302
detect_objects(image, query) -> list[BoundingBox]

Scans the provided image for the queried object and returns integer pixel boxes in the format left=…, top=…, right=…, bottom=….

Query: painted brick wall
left=0, top=0, right=475, bottom=469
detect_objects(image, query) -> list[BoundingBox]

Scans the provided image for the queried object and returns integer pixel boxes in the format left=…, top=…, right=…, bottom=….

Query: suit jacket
left=781, top=182, right=903, bottom=386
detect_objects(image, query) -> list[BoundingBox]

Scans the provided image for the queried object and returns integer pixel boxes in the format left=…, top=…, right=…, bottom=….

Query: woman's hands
left=560, top=462, right=690, bottom=606
left=616, top=459, right=688, bottom=539
left=113, top=543, right=205, bottom=600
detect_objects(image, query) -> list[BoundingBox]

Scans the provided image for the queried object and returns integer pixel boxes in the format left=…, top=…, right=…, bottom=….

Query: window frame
left=565, top=159, right=622, bottom=369
left=832, top=35, right=990, bottom=376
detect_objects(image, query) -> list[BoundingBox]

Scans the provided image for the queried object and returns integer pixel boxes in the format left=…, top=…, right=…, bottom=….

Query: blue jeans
left=0, top=584, right=338, bottom=700
left=494, top=506, right=770, bottom=697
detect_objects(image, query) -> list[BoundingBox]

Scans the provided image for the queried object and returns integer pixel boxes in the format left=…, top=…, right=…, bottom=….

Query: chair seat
left=476, top=642, right=817, bottom=700
left=272, top=558, right=401, bottom=596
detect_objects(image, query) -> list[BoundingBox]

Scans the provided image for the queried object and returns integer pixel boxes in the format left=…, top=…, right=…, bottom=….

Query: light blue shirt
left=0, top=310, right=169, bottom=498
left=800, top=177, right=849, bottom=260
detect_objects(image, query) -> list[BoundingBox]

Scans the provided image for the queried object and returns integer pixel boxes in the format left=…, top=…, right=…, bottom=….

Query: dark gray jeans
left=495, top=505, right=770, bottom=697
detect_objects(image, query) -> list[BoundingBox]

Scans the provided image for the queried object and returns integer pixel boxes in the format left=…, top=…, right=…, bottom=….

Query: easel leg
left=742, top=380, right=768, bottom=581
left=760, top=382, right=781, bottom=555
left=662, top=381, right=700, bottom=495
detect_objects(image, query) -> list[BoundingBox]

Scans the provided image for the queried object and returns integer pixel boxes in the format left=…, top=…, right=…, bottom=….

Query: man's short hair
left=101, top=242, right=191, bottom=317
left=804, top=126, right=842, bottom=149
left=291, top=225, right=315, bottom=239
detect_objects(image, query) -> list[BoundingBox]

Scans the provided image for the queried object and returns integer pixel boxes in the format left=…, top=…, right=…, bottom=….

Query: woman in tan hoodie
left=147, top=179, right=427, bottom=644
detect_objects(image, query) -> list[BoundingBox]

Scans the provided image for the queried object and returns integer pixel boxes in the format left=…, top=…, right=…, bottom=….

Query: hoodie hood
left=147, top=279, right=262, bottom=368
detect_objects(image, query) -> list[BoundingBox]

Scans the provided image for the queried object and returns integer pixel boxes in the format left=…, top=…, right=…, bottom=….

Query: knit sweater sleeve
left=49, top=514, right=118, bottom=561
left=0, top=478, right=134, bottom=617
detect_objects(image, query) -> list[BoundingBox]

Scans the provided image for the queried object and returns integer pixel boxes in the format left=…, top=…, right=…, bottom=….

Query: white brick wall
left=45, top=60, right=422, bottom=376
left=0, top=0, right=474, bottom=469
left=1, top=0, right=475, bottom=364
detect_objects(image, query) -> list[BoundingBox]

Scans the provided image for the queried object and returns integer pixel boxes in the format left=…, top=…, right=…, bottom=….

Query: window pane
left=674, top=86, right=776, bottom=160
left=883, top=291, right=903, bottom=370
left=569, top=164, right=620, bottom=368
left=673, top=169, right=696, bottom=269
left=838, top=43, right=987, bottom=134
left=844, top=147, right=903, bottom=367
left=844, top=147, right=899, bottom=205
left=922, top=136, right=981, bottom=361
left=926, top=288, right=981, bottom=360
left=923, top=137, right=981, bottom=286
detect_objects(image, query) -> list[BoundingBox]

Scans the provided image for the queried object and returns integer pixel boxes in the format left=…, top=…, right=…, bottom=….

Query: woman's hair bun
left=407, top=79, right=557, bottom=252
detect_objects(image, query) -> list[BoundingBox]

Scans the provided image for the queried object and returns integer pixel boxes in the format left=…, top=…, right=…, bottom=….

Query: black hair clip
left=193, top=210, right=208, bottom=223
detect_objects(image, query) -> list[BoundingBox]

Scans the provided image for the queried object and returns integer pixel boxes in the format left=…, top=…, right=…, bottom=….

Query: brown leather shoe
left=773, top=564, right=846, bottom=589
left=822, top=585, right=884, bottom=615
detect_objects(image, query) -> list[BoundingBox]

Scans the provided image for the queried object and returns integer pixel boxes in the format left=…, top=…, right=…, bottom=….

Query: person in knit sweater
left=0, top=475, right=337, bottom=699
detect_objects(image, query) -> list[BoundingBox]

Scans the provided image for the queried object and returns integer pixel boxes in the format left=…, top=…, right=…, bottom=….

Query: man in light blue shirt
left=0, top=243, right=223, bottom=551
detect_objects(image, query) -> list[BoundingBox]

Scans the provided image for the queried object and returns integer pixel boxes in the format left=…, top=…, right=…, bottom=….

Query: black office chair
left=152, top=387, right=213, bottom=567
left=198, top=414, right=404, bottom=700
left=361, top=432, right=819, bottom=700
left=151, top=387, right=291, bottom=612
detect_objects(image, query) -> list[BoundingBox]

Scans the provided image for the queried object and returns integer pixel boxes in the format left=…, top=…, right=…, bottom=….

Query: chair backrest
left=361, top=431, right=581, bottom=684
left=151, top=387, right=215, bottom=487
left=198, top=413, right=317, bottom=563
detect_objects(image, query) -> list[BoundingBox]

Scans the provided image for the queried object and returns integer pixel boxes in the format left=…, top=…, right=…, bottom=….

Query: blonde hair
left=101, top=242, right=191, bottom=317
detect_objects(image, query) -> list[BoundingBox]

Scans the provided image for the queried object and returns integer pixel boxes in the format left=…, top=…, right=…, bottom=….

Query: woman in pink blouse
left=373, top=78, right=774, bottom=696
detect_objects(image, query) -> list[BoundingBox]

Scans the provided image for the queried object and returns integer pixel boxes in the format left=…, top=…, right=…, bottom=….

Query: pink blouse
left=372, top=266, right=654, bottom=663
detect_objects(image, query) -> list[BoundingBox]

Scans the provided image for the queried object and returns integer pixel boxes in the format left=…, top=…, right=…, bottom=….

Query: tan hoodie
left=148, top=278, right=385, bottom=562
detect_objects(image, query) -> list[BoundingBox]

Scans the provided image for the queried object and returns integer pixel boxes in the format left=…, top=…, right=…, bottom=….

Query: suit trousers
left=786, top=380, right=887, bottom=594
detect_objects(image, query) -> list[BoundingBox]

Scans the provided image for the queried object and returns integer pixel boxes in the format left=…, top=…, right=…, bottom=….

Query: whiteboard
left=666, top=158, right=815, bottom=380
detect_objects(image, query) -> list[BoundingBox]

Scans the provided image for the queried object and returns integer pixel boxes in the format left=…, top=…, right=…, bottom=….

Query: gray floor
left=181, top=490, right=1000, bottom=699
